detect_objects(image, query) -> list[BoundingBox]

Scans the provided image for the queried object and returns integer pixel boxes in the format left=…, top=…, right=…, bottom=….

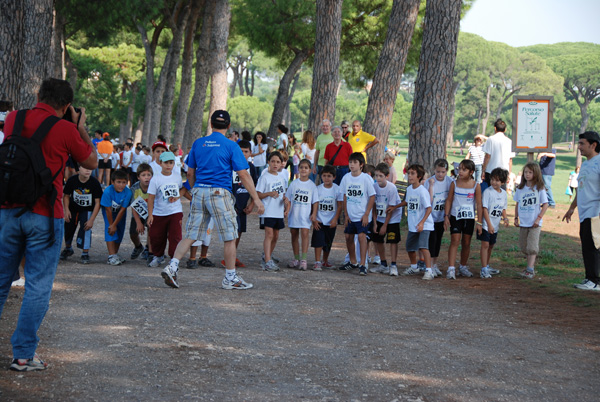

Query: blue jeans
left=542, top=174, right=555, bottom=206
left=0, top=209, right=63, bottom=359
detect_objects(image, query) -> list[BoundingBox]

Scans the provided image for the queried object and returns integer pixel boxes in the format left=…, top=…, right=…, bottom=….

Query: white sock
left=426, top=268, right=432, bottom=273
left=171, top=258, right=180, bottom=267
left=226, top=269, right=236, bottom=279
left=410, top=264, right=417, bottom=269
left=448, top=266, right=455, bottom=271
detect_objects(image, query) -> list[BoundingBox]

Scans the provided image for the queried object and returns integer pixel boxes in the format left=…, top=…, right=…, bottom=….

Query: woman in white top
left=301, top=130, right=317, bottom=182
left=467, top=135, right=486, bottom=183
left=252, top=131, right=269, bottom=176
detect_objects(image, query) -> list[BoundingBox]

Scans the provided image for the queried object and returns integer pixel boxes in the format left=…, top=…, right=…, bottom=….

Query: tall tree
left=407, top=0, right=462, bottom=171
left=308, top=0, right=343, bottom=134
left=207, top=0, right=231, bottom=134
left=364, top=0, right=421, bottom=164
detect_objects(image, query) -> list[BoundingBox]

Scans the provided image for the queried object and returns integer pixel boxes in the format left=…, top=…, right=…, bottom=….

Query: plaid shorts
left=185, top=187, right=238, bottom=242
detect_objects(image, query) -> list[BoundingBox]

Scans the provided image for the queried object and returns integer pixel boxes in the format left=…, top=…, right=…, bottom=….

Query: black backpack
left=0, top=109, right=62, bottom=241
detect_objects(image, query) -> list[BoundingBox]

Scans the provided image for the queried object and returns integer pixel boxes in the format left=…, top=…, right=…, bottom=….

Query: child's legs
left=314, top=247, right=322, bottom=262
left=357, top=233, right=367, bottom=265
left=264, top=227, right=274, bottom=261
left=480, top=241, right=490, bottom=268
left=166, top=213, right=183, bottom=258
left=345, top=233, right=356, bottom=264
left=106, top=241, right=118, bottom=255
left=389, top=243, right=398, bottom=262
left=487, top=244, right=495, bottom=265
left=527, top=253, right=537, bottom=269
left=521, top=227, right=540, bottom=269
left=190, top=245, right=198, bottom=259
left=290, top=228, right=300, bottom=257
left=271, top=229, right=280, bottom=256
left=200, top=245, right=209, bottom=258
left=448, top=233, right=461, bottom=267
left=129, top=217, right=142, bottom=247
left=407, top=251, right=417, bottom=264
left=375, top=242, right=386, bottom=262
left=63, top=213, right=78, bottom=247
left=460, top=234, right=472, bottom=265
left=76, top=212, right=92, bottom=252
left=420, top=248, right=431, bottom=267
left=430, top=222, right=444, bottom=264
left=323, top=226, right=336, bottom=263
left=149, top=215, right=168, bottom=257
left=300, top=228, right=309, bottom=255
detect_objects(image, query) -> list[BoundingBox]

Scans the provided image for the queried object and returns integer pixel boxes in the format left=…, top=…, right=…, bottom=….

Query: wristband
left=476, top=222, right=482, bottom=226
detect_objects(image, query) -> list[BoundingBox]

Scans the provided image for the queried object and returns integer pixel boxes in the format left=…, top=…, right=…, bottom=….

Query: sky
left=460, top=0, right=600, bottom=47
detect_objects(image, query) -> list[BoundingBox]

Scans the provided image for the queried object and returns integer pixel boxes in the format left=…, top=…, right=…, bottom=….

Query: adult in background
left=348, top=120, right=379, bottom=163
left=481, top=119, right=515, bottom=192
left=97, top=132, right=114, bottom=187
left=0, top=78, right=97, bottom=371
left=538, top=148, right=557, bottom=208
left=341, top=120, right=351, bottom=141
left=162, top=110, right=264, bottom=289
left=276, top=124, right=289, bottom=151
left=312, top=119, right=333, bottom=179
left=324, top=126, right=353, bottom=185
left=466, top=134, right=486, bottom=183
left=563, top=132, right=600, bottom=291
left=230, top=130, right=240, bottom=142
left=251, top=131, right=268, bottom=176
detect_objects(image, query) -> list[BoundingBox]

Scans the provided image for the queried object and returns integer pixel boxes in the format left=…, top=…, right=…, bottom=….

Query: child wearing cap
left=147, top=152, right=191, bottom=269
left=150, top=141, right=168, bottom=179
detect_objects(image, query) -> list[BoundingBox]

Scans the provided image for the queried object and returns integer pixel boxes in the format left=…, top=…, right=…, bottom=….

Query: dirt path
left=1, top=208, right=598, bottom=401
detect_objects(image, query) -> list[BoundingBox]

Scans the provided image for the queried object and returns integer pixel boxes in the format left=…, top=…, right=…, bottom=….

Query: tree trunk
left=446, top=80, right=460, bottom=145
left=51, top=8, right=66, bottom=79
left=284, top=72, right=301, bottom=128
left=136, top=20, right=156, bottom=146
left=308, top=0, right=343, bottom=135
left=480, top=82, right=492, bottom=135
left=245, top=61, right=255, bottom=97
left=207, top=0, right=231, bottom=135
left=0, top=0, right=54, bottom=108
left=230, top=63, right=239, bottom=98
left=267, top=49, right=309, bottom=141
left=173, top=0, right=204, bottom=149
left=125, top=82, right=139, bottom=142
left=407, top=0, right=462, bottom=172
left=364, top=0, right=421, bottom=164
left=238, top=61, right=245, bottom=96
left=183, top=0, right=215, bottom=148
left=119, top=78, right=129, bottom=142
left=576, top=103, right=590, bottom=168
left=476, top=107, right=483, bottom=134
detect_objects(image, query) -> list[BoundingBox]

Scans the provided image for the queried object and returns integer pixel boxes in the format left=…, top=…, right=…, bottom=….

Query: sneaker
left=148, top=255, right=165, bottom=268
left=263, top=259, right=280, bottom=272
left=116, top=255, right=126, bottom=264
left=11, top=278, right=25, bottom=287
left=488, top=266, right=501, bottom=275
left=322, top=261, right=333, bottom=268
left=359, top=265, right=367, bottom=276
left=518, top=269, right=535, bottom=279
left=372, top=255, right=381, bottom=265
left=299, top=260, right=307, bottom=271
left=369, top=265, right=383, bottom=273
left=458, top=265, right=474, bottom=278
left=446, top=268, right=456, bottom=280
left=107, top=255, right=122, bottom=266
left=80, top=254, right=90, bottom=264
left=389, top=265, right=398, bottom=276
left=480, top=267, right=492, bottom=279
left=339, top=262, right=358, bottom=271
left=423, top=270, right=434, bottom=281
left=402, top=266, right=420, bottom=275
left=185, top=259, right=198, bottom=269
left=198, top=257, right=215, bottom=267
left=573, top=279, right=600, bottom=291
left=60, top=248, right=74, bottom=260
left=433, top=264, right=443, bottom=278
left=130, top=245, right=144, bottom=260
left=288, top=259, right=299, bottom=269
left=141, top=247, right=149, bottom=260
left=222, top=274, right=253, bottom=290
left=417, top=260, right=426, bottom=272
left=312, top=261, right=322, bottom=271
left=10, top=354, right=48, bottom=372
left=235, top=258, right=245, bottom=268
left=161, top=265, right=179, bottom=288
left=262, top=252, right=280, bottom=264
left=380, top=265, right=390, bottom=274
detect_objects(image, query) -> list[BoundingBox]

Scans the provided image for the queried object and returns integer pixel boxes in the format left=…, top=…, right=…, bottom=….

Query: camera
left=63, top=106, right=81, bottom=123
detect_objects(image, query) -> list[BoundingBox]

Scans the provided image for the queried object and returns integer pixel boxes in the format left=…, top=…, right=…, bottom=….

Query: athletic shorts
left=311, top=224, right=337, bottom=252
left=263, top=217, right=285, bottom=230
left=344, top=220, right=369, bottom=235
left=103, top=209, right=126, bottom=243
left=476, top=228, right=498, bottom=245
left=370, top=221, right=401, bottom=244
left=236, top=212, right=247, bottom=233
left=99, top=159, right=112, bottom=169
left=406, top=230, right=431, bottom=252
left=449, top=215, right=475, bottom=236
left=519, top=226, right=541, bottom=256
left=185, top=187, right=238, bottom=242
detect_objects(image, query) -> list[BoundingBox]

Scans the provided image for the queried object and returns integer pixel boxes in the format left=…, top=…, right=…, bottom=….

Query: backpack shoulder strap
left=10, top=109, right=29, bottom=138
left=30, top=115, right=61, bottom=144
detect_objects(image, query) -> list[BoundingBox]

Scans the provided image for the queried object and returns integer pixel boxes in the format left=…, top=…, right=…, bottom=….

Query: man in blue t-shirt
left=538, top=148, right=556, bottom=208
left=161, top=110, right=264, bottom=290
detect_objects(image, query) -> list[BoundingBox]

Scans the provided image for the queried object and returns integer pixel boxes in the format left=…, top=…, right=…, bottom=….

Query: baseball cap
left=211, top=110, right=230, bottom=127
left=579, top=131, right=600, bottom=144
left=159, top=151, right=176, bottom=162
left=152, top=141, right=168, bottom=151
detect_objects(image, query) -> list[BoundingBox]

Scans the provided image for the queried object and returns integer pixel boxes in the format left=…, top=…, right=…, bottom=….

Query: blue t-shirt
left=187, top=132, right=249, bottom=193
left=539, top=148, right=556, bottom=176
left=92, top=138, right=102, bottom=149
left=100, top=185, right=133, bottom=214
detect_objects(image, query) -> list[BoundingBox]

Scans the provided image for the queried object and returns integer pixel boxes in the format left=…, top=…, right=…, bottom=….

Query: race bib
left=293, top=188, right=311, bottom=205
left=111, top=200, right=121, bottom=213
left=271, top=181, right=285, bottom=198
left=407, top=196, right=419, bottom=215
left=346, top=183, right=364, bottom=204
left=520, top=194, right=537, bottom=208
left=232, top=171, right=242, bottom=185
left=489, top=206, right=503, bottom=218
left=376, top=201, right=387, bottom=218
left=432, top=195, right=445, bottom=212
left=130, top=196, right=149, bottom=220
left=160, top=183, right=180, bottom=200
left=456, top=204, right=474, bottom=220
left=73, top=191, right=92, bottom=208
left=319, top=197, right=335, bottom=212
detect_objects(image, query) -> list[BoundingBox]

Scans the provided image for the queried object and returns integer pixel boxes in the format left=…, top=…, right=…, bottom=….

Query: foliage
left=228, top=96, right=274, bottom=133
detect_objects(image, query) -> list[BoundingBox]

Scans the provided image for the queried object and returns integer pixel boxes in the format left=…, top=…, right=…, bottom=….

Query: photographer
left=0, top=78, right=97, bottom=371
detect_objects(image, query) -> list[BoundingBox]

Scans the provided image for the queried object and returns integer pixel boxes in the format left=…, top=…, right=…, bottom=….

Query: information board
left=512, top=95, right=554, bottom=153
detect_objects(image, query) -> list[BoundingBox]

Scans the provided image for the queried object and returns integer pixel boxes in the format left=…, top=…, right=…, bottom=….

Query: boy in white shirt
left=339, top=152, right=376, bottom=276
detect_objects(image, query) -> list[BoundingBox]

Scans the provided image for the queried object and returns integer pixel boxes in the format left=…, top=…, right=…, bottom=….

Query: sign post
left=511, top=95, right=554, bottom=162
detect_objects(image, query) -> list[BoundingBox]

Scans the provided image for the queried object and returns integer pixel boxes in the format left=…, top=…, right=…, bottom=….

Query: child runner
left=311, top=164, right=343, bottom=270
left=60, top=167, right=103, bottom=264
left=286, top=159, right=319, bottom=270
left=339, top=152, right=376, bottom=276
left=514, top=162, right=548, bottom=279
left=370, top=163, right=403, bottom=276
left=443, top=159, right=482, bottom=279
left=251, top=131, right=269, bottom=176
left=399, top=164, right=435, bottom=280
left=101, top=170, right=133, bottom=265
left=256, top=151, right=290, bottom=271
left=424, top=159, right=453, bottom=277
left=129, top=163, right=153, bottom=261
left=477, top=167, right=509, bottom=278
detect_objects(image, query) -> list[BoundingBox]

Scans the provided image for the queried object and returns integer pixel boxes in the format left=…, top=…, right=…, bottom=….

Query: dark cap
left=211, top=110, right=230, bottom=126
left=579, top=131, right=600, bottom=144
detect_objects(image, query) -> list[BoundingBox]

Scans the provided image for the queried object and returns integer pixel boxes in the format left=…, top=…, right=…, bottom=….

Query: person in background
left=537, top=148, right=557, bottom=208
left=312, top=119, right=333, bottom=180
left=341, top=120, right=351, bottom=141
left=466, top=134, right=486, bottom=183
left=97, top=132, right=114, bottom=188
left=348, top=120, right=379, bottom=163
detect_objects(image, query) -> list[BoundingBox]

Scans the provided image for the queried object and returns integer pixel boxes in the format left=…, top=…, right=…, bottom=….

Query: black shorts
left=370, top=221, right=401, bottom=244
left=476, top=228, right=498, bottom=245
left=99, top=159, right=112, bottom=169
left=449, top=215, right=475, bottom=236
left=236, top=213, right=247, bottom=233
left=344, top=221, right=369, bottom=235
left=311, top=224, right=337, bottom=252
left=263, top=217, right=285, bottom=230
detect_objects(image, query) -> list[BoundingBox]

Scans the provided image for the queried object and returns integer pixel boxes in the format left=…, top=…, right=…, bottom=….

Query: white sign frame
left=512, top=95, right=554, bottom=153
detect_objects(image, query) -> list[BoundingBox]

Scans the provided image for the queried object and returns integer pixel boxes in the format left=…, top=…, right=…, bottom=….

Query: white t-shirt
left=340, top=172, right=376, bottom=222
left=286, top=178, right=318, bottom=228
left=301, top=143, right=316, bottom=164
left=482, top=187, right=507, bottom=232
left=374, top=181, right=402, bottom=224
left=577, top=154, right=600, bottom=221
left=424, top=175, right=453, bottom=223
left=111, top=152, right=120, bottom=169
left=316, top=183, right=343, bottom=225
left=148, top=170, right=184, bottom=216
left=277, top=133, right=288, bottom=150
left=122, top=150, right=133, bottom=167
left=482, top=132, right=515, bottom=173
left=513, top=185, right=548, bottom=227
left=468, top=145, right=485, bottom=165
left=252, top=143, right=268, bottom=167
left=256, top=171, right=287, bottom=219
left=131, top=150, right=145, bottom=172
left=406, top=184, right=434, bottom=232
left=149, top=161, right=162, bottom=177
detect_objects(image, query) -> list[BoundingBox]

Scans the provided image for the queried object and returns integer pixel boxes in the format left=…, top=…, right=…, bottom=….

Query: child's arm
left=502, top=208, right=509, bottom=227
left=331, top=201, right=343, bottom=229
left=475, top=183, right=483, bottom=235
left=363, top=194, right=375, bottom=227
left=533, top=202, right=549, bottom=228
left=84, top=199, right=101, bottom=231
left=343, top=194, right=350, bottom=225
left=444, top=182, right=456, bottom=231
left=482, top=207, right=492, bottom=235
left=147, top=194, right=155, bottom=227
left=180, top=186, right=191, bottom=201
left=63, top=194, right=71, bottom=223
left=379, top=205, right=394, bottom=235
left=514, top=202, right=520, bottom=227
left=428, top=177, right=435, bottom=202
left=283, top=196, right=291, bottom=219
left=257, top=190, right=278, bottom=200
left=310, top=201, right=319, bottom=230
left=132, top=207, right=145, bottom=235
left=243, top=199, right=255, bottom=214
left=416, top=207, right=432, bottom=233
left=104, top=206, right=116, bottom=235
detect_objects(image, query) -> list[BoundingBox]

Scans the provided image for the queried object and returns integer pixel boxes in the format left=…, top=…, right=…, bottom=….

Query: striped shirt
left=468, top=145, right=485, bottom=165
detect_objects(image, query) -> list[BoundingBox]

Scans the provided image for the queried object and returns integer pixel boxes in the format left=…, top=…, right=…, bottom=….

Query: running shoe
left=288, top=259, right=299, bottom=269
left=299, top=260, right=307, bottom=271
left=458, top=265, right=474, bottom=278
left=10, top=354, right=48, bottom=371
left=369, top=265, right=383, bottom=273
left=116, top=255, right=126, bottom=264
left=402, top=266, right=420, bottom=275
left=518, top=269, right=535, bottom=279
left=141, top=247, right=149, bottom=260
left=148, top=255, right=165, bottom=267
left=263, top=259, right=280, bottom=272
left=107, top=255, right=122, bottom=266
left=446, top=268, right=456, bottom=280
left=380, top=265, right=390, bottom=274
left=433, top=264, right=443, bottom=277
left=389, top=265, right=398, bottom=276
left=322, top=261, right=333, bottom=269
left=372, top=255, right=381, bottom=265
left=417, top=260, right=426, bottom=272
left=235, top=258, right=246, bottom=268
left=161, top=265, right=179, bottom=288
left=186, top=259, right=198, bottom=269
left=80, top=254, right=90, bottom=264
left=130, top=245, right=144, bottom=260
left=60, top=248, right=74, bottom=260
left=11, top=278, right=25, bottom=287
left=339, top=262, right=358, bottom=271
left=487, top=266, right=501, bottom=275
left=359, top=265, right=368, bottom=276
left=480, top=267, right=492, bottom=279
left=313, top=261, right=322, bottom=271
left=573, top=279, right=600, bottom=291
left=198, top=257, right=215, bottom=267
left=222, top=274, right=253, bottom=290
left=422, top=270, right=434, bottom=281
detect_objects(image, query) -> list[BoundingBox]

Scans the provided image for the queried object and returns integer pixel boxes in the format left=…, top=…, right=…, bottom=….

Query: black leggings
left=428, top=221, right=445, bottom=258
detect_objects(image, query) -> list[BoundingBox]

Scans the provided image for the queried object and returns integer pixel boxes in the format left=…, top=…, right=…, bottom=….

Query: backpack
left=0, top=109, right=62, bottom=241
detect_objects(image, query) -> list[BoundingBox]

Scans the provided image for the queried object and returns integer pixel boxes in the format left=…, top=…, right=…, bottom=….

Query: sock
left=225, top=269, right=236, bottom=279
left=381, top=260, right=388, bottom=267
left=448, top=266, right=455, bottom=271
left=82, top=251, right=89, bottom=256
left=301, top=252, right=307, bottom=260
left=171, top=258, right=180, bottom=267
left=426, top=268, right=432, bottom=273
left=410, top=264, right=417, bottom=269
left=294, top=254, right=300, bottom=260
left=390, top=261, right=395, bottom=267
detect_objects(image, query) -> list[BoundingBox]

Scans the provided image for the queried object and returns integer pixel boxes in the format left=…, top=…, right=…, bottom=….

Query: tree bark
left=173, top=0, right=204, bottom=148
left=308, top=0, right=343, bottom=135
left=119, top=78, right=129, bottom=142
left=407, top=0, right=462, bottom=172
left=183, top=0, right=215, bottom=148
left=284, top=71, right=301, bottom=128
left=446, top=80, right=460, bottom=145
left=267, top=49, right=309, bottom=141
left=51, top=8, right=66, bottom=79
left=125, top=82, right=139, bottom=142
left=480, top=81, right=492, bottom=135
left=364, top=0, right=421, bottom=164
left=207, top=0, right=231, bottom=135
left=0, top=0, right=54, bottom=108
left=136, top=20, right=156, bottom=146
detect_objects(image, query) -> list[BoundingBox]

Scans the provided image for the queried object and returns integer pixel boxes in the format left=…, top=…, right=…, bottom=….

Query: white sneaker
left=369, top=265, right=383, bottom=273
left=402, top=266, right=420, bottom=275
left=389, top=265, right=398, bottom=276
left=372, top=256, right=381, bottom=265
left=423, top=270, right=434, bottom=281
left=480, top=267, right=492, bottom=279
left=222, top=274, right=253, bottom=290
left=288, top=259, right=299, bottom=269
left=161, top=266, right=179, bottom=288
left=11, top=278, right=25, bottom=287
left=458, top=265, right=474, bottom=277
left=488, top=265, right=501, bottom=275
left=312, top=261, right=322, bottom=271
left=446, top=268, right=456, bottom=280
left=380, top=265, right=390, bottom=274
left=573, top=279, right=600, bottom=291
left=107, top=255, right=122, bottom=266
left=433, top=264, right=443, bottom=277
left=148, top=255, right=165, bottom=268
left=116, top=255, right=126, bottom=264
left=263, top=260, right=280, bottom=272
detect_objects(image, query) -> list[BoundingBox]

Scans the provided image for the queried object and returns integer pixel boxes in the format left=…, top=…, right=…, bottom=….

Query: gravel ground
left=1, top=207, right=598, bottom=401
